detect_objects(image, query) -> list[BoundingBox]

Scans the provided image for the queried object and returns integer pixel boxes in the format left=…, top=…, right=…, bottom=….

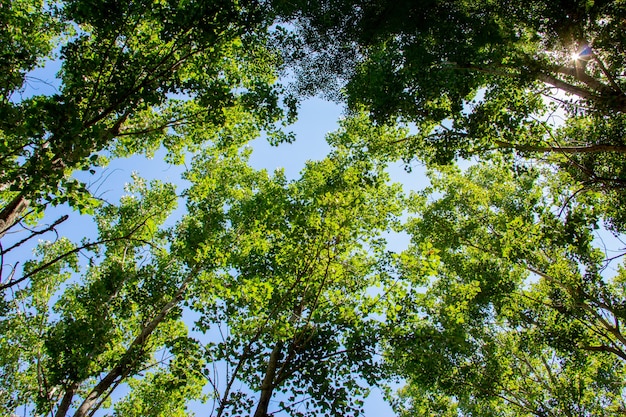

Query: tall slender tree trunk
left=252, top=342, right=284, bottom=417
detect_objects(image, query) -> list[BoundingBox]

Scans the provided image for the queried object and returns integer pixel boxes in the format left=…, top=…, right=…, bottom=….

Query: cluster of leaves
left=0, top=132, right=408, bottom=416
left=177, top=142, right=404, bottom=417
left=278, top=0, right=626, bottom=196
left=271, top=1, right=626, bottom=414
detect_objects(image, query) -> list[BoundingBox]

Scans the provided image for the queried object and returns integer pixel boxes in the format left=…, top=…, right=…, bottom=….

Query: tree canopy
left=1, top=0, right=287, bottom=237
left=386, top=159, right=626, bottom=416
left=279, top=0, right=626, bottom=203
left=2, top=0, right=626, bottom=416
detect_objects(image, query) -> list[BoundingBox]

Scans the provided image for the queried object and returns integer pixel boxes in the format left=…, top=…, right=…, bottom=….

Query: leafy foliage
left=179, top=143, right=403, bottom=416
left=0, top=0, right=287, bottom=238
left=385, top=159, right=626, bottom=416
left=0, top=138, right=405, bottom=416
left=278, top=0, right=626, bottom=202
left=3, top=2, right=626, bottom=417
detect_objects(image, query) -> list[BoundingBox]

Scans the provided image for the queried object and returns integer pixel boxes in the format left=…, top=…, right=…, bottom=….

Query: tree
left=270, top=4, right=626, bottom=413
left=177, top=140, right=404, bottom=417
left=6, top=2, right=626, bottom=416
left=0, top=174, right=204, bottom=417
left=0, top=0, right=287, bottom=240
left=383, top=158, right=626, bottom=416
left=276, top=0, right=626, bottom=199
left=0, top=131, right=406, bottom=416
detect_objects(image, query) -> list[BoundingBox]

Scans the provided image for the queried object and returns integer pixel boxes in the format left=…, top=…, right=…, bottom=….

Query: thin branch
left=539, top=354, right=558, bottom=389
left=578, top=301, right=626, bottom=348
left=493, top=140, right=626, bottom=154
left=0, top=218, right=152, bottom=291
left=557, top=186, right=589, bottom=218
left=2, top=215, right=68, bottom=255
left=216, top=347, right=254, bottom=417
left=590, top=50, right=625, bottom=95
left=267, top=395, right=314, bottom=416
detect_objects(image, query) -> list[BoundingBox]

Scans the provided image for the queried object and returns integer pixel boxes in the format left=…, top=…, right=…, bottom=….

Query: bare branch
left=0, top=217, right=153, bottom=291
left=2, top=215, right=68, bottom=255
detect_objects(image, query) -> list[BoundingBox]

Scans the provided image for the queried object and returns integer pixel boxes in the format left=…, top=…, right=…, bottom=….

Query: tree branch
left=551, top=65, right=613, bottom=95
left=535, top=72, right=599, bottom=102
left=0, top=192, right=30, bottom=239
left=253, top=342, right=284, bottom=417
left=2, top=215, right=68, bottom=255
left=493, top=140, right=626, bottom=154
left=0, top=218, right=153, bottom=291
left=53, top=383, right=78, bottom=417
left=583, top=344, right=626, bottom=360
left=71, top=270, right=195, bottom=417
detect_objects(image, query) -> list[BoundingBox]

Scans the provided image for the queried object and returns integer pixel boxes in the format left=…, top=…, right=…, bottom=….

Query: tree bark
left=252, top=342, right=284, bottom=417
left=0, top=192, right=29, bottom=239
left=54, top=383, right=78, bottom=417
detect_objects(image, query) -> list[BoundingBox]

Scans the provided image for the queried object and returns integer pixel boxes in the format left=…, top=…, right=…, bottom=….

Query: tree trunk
left=54, top=383, right=78, bottom=417
left=252, top=342, right=284, bottom=417
left=0, top=193, right=29, bottom=239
